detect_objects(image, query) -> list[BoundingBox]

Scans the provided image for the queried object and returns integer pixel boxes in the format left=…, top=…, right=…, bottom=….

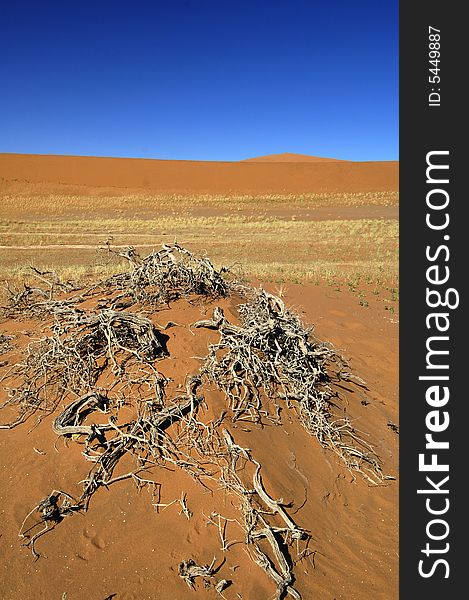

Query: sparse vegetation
left=0, top=191, right=399, bottom=218
left=0, top=205, right=398, bottom=291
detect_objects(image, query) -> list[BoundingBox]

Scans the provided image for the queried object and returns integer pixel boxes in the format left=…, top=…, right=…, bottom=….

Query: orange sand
left=0, top=153, right=398, bottom=196
left=0, top=283, right=398, bottom=600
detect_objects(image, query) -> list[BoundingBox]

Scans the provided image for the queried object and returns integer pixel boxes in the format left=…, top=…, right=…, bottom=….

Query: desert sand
left=0, top=153, right=398, bottom=600
left=0, top=153, right=398, bottom=196
left=242, top=152, right=347, bottom=162
left=0, top=276, right=397, bottom=600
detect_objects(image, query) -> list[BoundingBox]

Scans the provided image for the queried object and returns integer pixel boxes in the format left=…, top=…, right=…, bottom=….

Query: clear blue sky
left=0, top=1, right=398, bottom=161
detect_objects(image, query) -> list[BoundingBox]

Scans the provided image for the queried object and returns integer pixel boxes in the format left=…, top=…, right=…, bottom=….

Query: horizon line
left=0, top=151, right=399, bottom=164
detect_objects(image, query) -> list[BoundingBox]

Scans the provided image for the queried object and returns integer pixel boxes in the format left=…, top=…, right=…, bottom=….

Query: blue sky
left=0, top=1, right=398, bottom=161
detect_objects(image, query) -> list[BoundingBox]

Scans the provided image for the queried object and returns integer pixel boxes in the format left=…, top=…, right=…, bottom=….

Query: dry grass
left=1, top=214, right=397, bottom=235
left=0, top=220, right=397, bottom=279
left=0, top=191, right=398, bottom=219
left=0, top=193, right=398, bottom=293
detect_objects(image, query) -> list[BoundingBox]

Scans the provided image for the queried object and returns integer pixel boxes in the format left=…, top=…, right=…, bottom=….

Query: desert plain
left=0, top=152, right=398, bottom=600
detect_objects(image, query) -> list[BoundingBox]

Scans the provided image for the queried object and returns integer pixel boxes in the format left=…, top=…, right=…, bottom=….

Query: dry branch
left=1, top=242, right=386, bottom=597
left=198, top=293, right=382, bottom=482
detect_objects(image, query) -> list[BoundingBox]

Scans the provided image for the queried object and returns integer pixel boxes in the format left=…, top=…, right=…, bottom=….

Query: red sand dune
left=0, top=153, right=398, bottom=195
left=242, top=152, right=346, bottom=162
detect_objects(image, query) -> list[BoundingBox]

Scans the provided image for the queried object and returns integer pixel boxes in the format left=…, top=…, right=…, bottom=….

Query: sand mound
left=0, top=153, right=398, bottom=195
left=242, top=153, right=346, bottom=163
left=0, top=245, right=396, bottom=599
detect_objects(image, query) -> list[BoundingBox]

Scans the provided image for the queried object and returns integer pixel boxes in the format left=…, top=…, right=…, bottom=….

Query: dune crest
left=0, top=152, right=398, bottom=195
left=242, top=152, right=347, bottom=162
